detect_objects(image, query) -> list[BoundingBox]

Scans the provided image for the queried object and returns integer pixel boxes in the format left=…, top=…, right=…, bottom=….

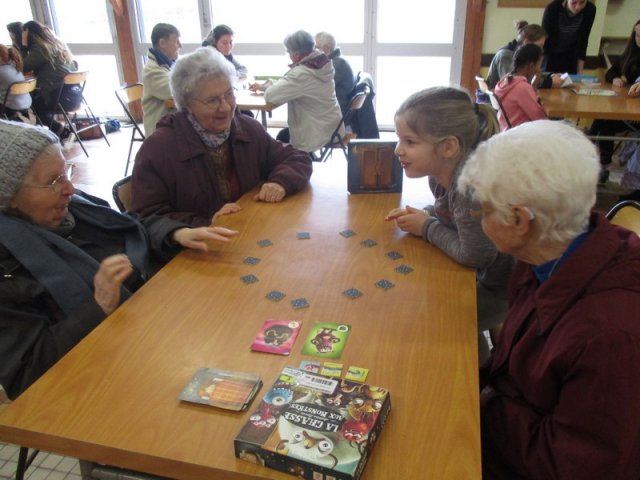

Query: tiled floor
left=0, top=443, right=81, bottom=480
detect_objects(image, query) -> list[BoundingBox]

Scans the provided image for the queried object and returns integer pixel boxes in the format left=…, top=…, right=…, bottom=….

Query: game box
left=347, top=139, right=403, bottom=194
left=234, top=366, right=391, bottom=480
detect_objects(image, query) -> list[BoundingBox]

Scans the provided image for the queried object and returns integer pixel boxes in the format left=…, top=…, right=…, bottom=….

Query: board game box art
left=234, top=367, right=391, bottom=480
left=347, top=139, right=403, bottom=194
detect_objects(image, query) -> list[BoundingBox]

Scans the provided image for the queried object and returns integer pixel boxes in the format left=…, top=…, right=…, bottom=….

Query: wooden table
left=538, top=84, right=640, bottom=121
left=0, top=163, right=480, bottom=479
left=164, top=91, right=276, bottom=128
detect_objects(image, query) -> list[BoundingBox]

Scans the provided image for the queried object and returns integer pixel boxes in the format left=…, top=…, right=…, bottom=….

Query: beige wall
left=481, top=0, right=633, bottom=56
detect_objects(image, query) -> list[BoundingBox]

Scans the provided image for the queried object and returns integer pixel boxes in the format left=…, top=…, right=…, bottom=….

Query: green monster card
left=301, top=322, right=351, bottom=359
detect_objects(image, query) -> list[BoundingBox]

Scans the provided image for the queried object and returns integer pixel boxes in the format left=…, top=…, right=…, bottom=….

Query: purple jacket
left=131, top=111, right=313, bottom=227
left=481, top=212, right=640, bottom=479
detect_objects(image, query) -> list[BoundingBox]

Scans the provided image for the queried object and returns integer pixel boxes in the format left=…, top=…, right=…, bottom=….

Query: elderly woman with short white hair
left=132, top=47, right=313, bottom=227
left=458, top=119, right=640, bottom=479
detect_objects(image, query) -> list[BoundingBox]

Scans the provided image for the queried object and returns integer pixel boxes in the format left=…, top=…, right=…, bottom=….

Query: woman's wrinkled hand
left=93, top=254, right=133, bottom=315
left=172, top=227, right=238, bottom=252
left=253, top=183, right=286, bottom=203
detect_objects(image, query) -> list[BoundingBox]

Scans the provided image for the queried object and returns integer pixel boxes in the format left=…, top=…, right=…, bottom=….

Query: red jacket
left=481, top=212, right=640, bottom=479
left=131, top=111, right=313, bottom=226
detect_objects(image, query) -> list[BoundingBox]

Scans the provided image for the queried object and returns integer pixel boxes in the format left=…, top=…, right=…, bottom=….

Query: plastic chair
left=318, top=86, right=369, bottom=162
left=112, top=175, right=132, bottom=213
left=55, top=71, right=110, bottom=157
left=0, top=78, right=39, bottom=122
left=606, top=200, right=640, bottom=235
left=115, top=83, right=146, bottom=175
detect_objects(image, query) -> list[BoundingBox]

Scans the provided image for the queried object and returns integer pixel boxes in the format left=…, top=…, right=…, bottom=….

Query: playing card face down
left=251, top=320, right=302, bottom=355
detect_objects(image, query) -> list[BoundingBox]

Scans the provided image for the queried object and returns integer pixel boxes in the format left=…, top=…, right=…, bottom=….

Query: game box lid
left=234, top=366, right=391, bottom=480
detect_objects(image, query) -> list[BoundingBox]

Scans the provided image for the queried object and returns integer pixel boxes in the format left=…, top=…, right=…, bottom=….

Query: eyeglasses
left=23, top=163, right=75, bottom=193
left=193, top=88, right=236, bottom=111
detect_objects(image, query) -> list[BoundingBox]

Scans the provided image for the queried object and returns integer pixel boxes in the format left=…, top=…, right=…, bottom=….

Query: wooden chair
left=318, top=87, right=369, bottom=162
left=606, top=200, right=640, bottom=235
left=112, top=175, right=132, bottom=212
left=475, top=75, right=512, bottom=129
left=115, top=83, right=145, bottom=175
left=54, top=71, right=110, bottom=157
left=0, top=78, right=39, bottom=122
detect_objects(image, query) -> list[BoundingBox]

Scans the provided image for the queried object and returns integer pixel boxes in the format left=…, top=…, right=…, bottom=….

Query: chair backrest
left=606, top=200, right=640, bottom=235
left=489, top=91, right=513, bottom=130
left=116, top=83, right=144, bottom=105
left=63, top=71, right=88, bottom=86
left=115, top=83, right=145, bottom=134
left=475, top=75, right=490, bottom=94
left=1, top=79, right=38, bottom=117
left=348, top=88, right=368, bottom=113
left=112, top=176, right=133, bottom=212
left=8, top=78, right=38, bottom=96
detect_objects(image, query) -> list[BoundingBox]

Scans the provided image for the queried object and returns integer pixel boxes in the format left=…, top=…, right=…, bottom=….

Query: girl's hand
left=385, top=205, right=429, bottom=236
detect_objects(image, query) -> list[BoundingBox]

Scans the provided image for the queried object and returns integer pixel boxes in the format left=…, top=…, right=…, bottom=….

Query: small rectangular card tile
left=257, top=239, right=273, bottom=247
left=343, top=288, right=363, bottom=299
left=375, top=279, right=395, bottom=290
left=241, top=274, right=259, bottom=284
left=243, top=256, right=261, bottom=265
left=385, top=250, right=403, bottom=260
left=361, top=239, right=378, bottom=248
left=291, top=298, right=310, bottom=309
left=266, top=290, right=286, bottom=301
left=395, top=264, right=414, bottom=275
left=297, top=232, right=311, bottom=240
left=339, top=229, right=356, bottom=238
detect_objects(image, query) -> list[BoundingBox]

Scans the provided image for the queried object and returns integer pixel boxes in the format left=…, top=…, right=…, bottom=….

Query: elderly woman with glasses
left=132, top=47, right=313, bottom=227
left=0, top=120, right=237, bottom=399
left=458, top=120, right=640, bottom=479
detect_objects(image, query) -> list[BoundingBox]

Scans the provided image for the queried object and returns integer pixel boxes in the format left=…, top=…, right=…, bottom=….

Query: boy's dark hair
left=151, top=23, right=179, bottom=47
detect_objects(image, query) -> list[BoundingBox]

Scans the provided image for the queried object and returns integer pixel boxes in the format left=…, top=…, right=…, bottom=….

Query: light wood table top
left=164, top=91, right=277, bottom=128
left=0, top=163, right=480, bottom=480
left=538, top=84, right=640, bottom=121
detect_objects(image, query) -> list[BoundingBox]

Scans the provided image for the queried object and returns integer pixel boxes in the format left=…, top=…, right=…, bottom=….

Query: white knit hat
left=0, top=120, right=60, bottom=210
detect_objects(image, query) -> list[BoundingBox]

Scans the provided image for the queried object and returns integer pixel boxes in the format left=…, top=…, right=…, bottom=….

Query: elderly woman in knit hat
left=0, top=120, right=237, bottom=399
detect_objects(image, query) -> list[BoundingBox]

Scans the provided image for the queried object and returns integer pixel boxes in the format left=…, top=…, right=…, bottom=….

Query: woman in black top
left=542, top=0, right=596, bottom=74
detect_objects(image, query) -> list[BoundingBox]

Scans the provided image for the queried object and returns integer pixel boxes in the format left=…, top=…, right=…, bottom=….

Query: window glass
left=210, top=1, right=364, bottom=43
left=378, top=0, right=455, bottom=43
left=52, top=0, right=112, bottom=43
left=0, top=0, right=34, bottom=45
left=137, top=0, right=202, bottom=44
left=74, top=55, right=121, bottom=116
left=376, top=57, right=452, bottom=126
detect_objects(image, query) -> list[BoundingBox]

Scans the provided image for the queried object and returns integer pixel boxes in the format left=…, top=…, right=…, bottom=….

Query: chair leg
left=64, top=110, right=89, bottom=157
left=82, top=99, right=110, bottom=147
left=15, top=447, right=40, bottom=480
left=124, top=130, right=135, bottom=176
